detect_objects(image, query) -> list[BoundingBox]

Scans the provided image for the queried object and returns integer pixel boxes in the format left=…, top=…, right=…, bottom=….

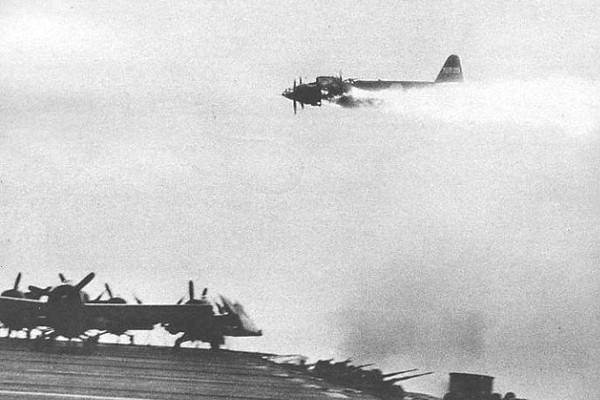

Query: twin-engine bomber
left=282, top=54, right=463, bottom=113
left=0, top=273, right=262, bottom=349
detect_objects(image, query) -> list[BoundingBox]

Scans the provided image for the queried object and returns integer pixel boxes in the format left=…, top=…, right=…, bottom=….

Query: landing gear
left=210, top=335, right=224, bottom=351
left=82, top=336, right=99, bottom=354
left=172, top=334, right=223, bottom=351
left=172, top=334, right=188, bottom=351
left=32, top=330, right=56, bottom=351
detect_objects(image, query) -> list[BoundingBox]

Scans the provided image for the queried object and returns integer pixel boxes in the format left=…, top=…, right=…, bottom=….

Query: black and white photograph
left=1, top=1, right=598, bottom=399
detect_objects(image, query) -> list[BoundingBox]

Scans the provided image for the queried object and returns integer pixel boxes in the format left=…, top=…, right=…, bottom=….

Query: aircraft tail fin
left=435, top=55, right=463, bottom=83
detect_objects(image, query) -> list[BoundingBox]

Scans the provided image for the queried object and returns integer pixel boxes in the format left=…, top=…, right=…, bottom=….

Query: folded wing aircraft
left=0, top=273, right=262, bottom=349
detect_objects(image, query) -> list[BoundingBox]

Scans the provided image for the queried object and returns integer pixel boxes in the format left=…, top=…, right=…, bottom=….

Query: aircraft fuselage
left=348, top=80, right=433, bottom=91
left=45, top=284, right=88, bottom=338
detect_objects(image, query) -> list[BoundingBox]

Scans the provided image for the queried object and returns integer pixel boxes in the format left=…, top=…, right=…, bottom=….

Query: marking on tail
left=435, top=55, right=463, bottom=83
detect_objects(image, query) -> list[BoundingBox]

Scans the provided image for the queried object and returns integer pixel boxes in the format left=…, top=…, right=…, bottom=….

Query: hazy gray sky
left=1, top=1, right=599, bottom=399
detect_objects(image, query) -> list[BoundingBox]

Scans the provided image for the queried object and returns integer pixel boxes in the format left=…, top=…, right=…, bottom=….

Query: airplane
left=1, top=273, right=46, bottom=301
left=87, top=283, right=136, bottom=343
left=163, top=281, right=262, bottom=349
left=0, top=273, right=262, bottom=349
left=282, top=54, right=463, bottom=113
left=0, top=273, right=50, bottom=338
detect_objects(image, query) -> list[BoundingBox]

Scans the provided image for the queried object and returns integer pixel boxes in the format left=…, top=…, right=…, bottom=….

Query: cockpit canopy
left=316, top=76, right=338, bottom=86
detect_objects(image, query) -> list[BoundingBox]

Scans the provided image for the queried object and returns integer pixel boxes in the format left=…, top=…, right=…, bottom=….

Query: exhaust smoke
left=343, top=76, right=600, bottom=135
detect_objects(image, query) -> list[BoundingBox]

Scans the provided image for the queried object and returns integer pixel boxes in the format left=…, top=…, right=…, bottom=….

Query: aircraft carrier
left=0, top=338, right=382, bottom=400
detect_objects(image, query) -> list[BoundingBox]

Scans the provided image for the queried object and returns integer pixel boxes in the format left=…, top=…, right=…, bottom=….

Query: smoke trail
left=342, top=77, right=600, bottom=135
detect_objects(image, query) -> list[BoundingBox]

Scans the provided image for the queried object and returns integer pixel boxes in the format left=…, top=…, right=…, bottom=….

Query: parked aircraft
left=0, top=273, right=41, bottom=337
left=1, top=273, right=24, bottom=299
left=0, top=273, right=262, bottom=349
left=282, top=54, right=463, bottom=113
left=87, top=283, right=135, bottom=343
left=163, top=281, right=261, bottom=349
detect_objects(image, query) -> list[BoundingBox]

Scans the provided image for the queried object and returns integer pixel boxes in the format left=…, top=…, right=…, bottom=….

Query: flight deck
left=0, top=338, right=379, bottom=400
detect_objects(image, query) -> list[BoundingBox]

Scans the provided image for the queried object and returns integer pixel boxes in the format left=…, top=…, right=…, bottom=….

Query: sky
left=1, top=1, right=600, bottom=399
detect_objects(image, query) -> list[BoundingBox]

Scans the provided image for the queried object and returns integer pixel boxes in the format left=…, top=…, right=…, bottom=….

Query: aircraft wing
left=0, top=296, right=46, bottom=325
left=84, top=303, right=215, bottom=331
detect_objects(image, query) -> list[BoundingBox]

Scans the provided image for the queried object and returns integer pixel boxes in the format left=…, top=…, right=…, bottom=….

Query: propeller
left=2, top=273, right=24, bottom=297
left=25, top=273, right=94, bottom=299
left=103, top=283, right=126, bottom=303
left=219, top=295, right=234, bottom=314
left=91, top=283, right=121, bottom=302
left=176, top=281, right=209, bottom=305
left=298, top=77, right=305, bottom=110
left=13, top=272, right=22, bottom=290
left=105, top=283, right=114, bottom=299
left=133, top=295, right=143, bottom=304
left=293, top=79, right=297, bottom=114
left=188, top=281, right=195, bottom=301
left=75, top=273, right=95, bottom=291
left=92, top=289, right=105, bottom=302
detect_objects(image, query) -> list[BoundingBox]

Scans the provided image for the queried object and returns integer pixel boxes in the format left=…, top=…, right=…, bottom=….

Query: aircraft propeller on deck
left=92, top=283, right=124, bottom=303
left=105, top=283, right=114, bottom=299
left=13, top=273, right=22, bottom=291
left=176, top=280, right=209, bottom=305
left=219, top=295, right=235, bottom=315
left=1, top=273, right=25, bottom=298
left=92, top=290, right=105, bottom=302
left=188, top=281, right=195, bottom=301
left=74, top=273, right=95, bottom=291
left=27, top=273, right=94, bottom=298
left=213, top=295, right=227, bottom=314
